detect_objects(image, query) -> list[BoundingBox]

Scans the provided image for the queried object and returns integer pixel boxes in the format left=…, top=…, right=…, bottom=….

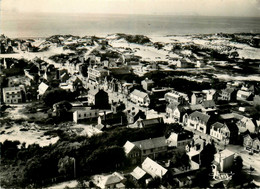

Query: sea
left=1, top=11, right=260, bottom=38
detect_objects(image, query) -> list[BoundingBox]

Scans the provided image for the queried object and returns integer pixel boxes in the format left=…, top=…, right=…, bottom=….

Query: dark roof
left=211, top=122, right=225, bottom=131
left=223, top=88, right=235, bottom=93
left=141, top=118, right=163, bottom=127
left=189, top=111, right=210, bottom=123
left=202, top=100, right=216, bottom=108
left=133, top=136, right=167, bottom=150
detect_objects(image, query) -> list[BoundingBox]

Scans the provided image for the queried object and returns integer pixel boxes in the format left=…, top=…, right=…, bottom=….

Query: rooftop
left=133, top=136, right=167, bottom=150
left=189, top=111, right=210, bottom=123
left=142, top=157, right=167, bottom=178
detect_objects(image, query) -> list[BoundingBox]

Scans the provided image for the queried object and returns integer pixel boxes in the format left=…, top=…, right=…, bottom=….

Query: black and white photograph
left=0, top=0, right=260, bottom=188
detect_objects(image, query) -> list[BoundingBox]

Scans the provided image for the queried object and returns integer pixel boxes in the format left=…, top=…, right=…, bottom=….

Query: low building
left=210, top=122, right=230, bottom=144
left=237, top=90, right=253, bottom=101
left=124, top=141, right=142, bottom=164
left=2, top=86, right=24, bottom=103
left=219, top=88, right=237, bottom=101
left=166, top=103, right=187, bottom=122
left=73, top=107, right=99, bottom=123
left=129, top=89, right=150, bottom=107
left=124, top=136, right=168, bottom=162
left=236, top=116, right=256, bottom=134
left=166, top=130, right=193, bottom=149
left=191, top=91, right=206, bottom=105
left=94, top=172, right=126, bottom=189
left=165, top=91, right=189, bottom=105
left=130, top=166, right=150, bottom=184
left=213, top=149, right=235, bottom=172
left=202, top=89, right=218, bottom=101
left=137, top=117, right=164, bottom=129
left=142, top=157, right=168, bottom=179
left=124, top=107, right=146, bottom=124
left=38, top=82, right=49, bottom=98
left=243, top=134, right=260, bottom=152
left=88, top=66, right=109, bottom=83
left=141, top=78, right=154, bottom=91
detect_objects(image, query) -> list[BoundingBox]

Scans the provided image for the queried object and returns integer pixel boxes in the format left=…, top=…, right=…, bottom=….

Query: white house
left=184, top=111, right=211, bottom=134
left=2, top=86, right=24, bottom=104
left=141, top=157, right=167, bottom=179
left=38, top=82, right=49, bottom=96
left=73, top=107, right=99, bottom=123
left=210, top=122, right=230, bottom=144
left=129, top=89, right=150, bottom=107
left=213, top=149, right=234, bottom=172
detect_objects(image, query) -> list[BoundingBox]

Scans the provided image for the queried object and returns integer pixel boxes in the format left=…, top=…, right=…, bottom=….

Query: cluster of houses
left=1, top=35, right=260, bottom=188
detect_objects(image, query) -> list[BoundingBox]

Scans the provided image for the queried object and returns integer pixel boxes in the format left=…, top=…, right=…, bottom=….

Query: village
left=0, top=33, right=260, bottom=188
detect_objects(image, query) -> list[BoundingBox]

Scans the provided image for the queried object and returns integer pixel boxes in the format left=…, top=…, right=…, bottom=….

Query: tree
left=42, top=89, right=76, bottom=107
left=58, top=156, right=75, bottom=177
left=147, top=177, right=161, bottom=188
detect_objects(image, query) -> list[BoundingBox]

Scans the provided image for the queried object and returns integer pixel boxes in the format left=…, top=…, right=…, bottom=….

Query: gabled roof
left=133, top=136, right=167, bottom=150
left=189, top=111, right=210, bottom=123
left=142, top=157, right=167, bottom=178
left=130, top=166, right=147, bottom=180
left=211, top=122, right=227, bottom=131
left=222, top=87, right=235, bottom=93
left=38, top=82, right=49, bottom=95
left=131, top=89, right=148, bottom=99
left=202, top=100, right=216, bottom=108
left=141, top=118, right=162, bottom=127
left=124, top=141, right=137, bottom=154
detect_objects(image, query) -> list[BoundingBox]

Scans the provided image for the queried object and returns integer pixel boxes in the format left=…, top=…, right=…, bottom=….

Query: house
left=94, top=172, right=126, bottom=189
left=124, top=141, right=142, bottom=164
left=97, top=111, right=127, bottom=128
left=38, top=82, right=49, bottom=98
left=124, top=107, right=146, bottom=124
left=183, top=111, right=211, bottom=134
left=129, top=89, right=150, bottom=107
left=73, top=107, right=99, bottom=123
left=166, top=103, right=187, bottom=122
left=130, top=166, right=150, bottom=184
left=174, top=176, right=193, bottom=188
left=111, top=100, right=125, bottom=113
left=237, top=90, right=253, bottom=101
left=137, top=117, right=164, bottom=129
left=236, top=116, right=256, bottom=134
left=141, top=157, right=168, bottom=179
left=243, top=134, right=260, bottom=152
left=166, top=130, right=193, bottom=149
left=210, top=122, right=230, bottom=144
left=201, top=100, right=216, bottom=110
left=165, top=91, right=189, bottom=105
left=88, top=66, right=109, bottom=83
left=2, top=86, right=24, bottom=104
left=141, top=78, right=154, bottom=91
left=213, top=149, right=235, bottom=172
left=88, top=88, right=109, bottom=109
left=219, top=87, right=237, bottom=101
left=191, top=91, right=206, bottom=105
left=202, top=89, right=218, bottom=101
left=124, top=136, right=168, bottom=161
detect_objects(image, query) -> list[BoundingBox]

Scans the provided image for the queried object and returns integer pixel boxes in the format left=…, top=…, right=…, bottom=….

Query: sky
left=1, top=0, right=260, bottom=17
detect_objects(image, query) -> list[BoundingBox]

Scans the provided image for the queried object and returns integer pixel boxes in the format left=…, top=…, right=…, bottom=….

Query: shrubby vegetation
left=117, top=33, right=151, bottom=44
left=0, top=125, right=167, bottom=188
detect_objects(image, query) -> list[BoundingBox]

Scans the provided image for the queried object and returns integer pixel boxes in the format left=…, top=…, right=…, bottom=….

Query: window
left=84, top=113, right=86, bottom=117
left=78, top=114, right=81, bottom=118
